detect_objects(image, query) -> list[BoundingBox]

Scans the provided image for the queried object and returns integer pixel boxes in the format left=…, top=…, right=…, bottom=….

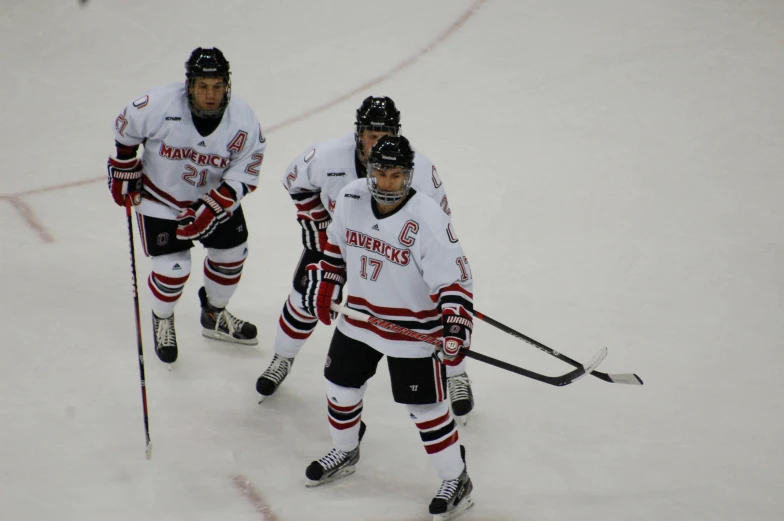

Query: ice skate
left=152, top=311, right=178, bottom=364
left=429, top=445, right=474, bottom=521
left=448, top=373, right=474, bottom=425
left=305, top=421, right=367, bottom=487
left=256, top=354, right=295, bottom=402
left=198, top=286, right=258, bottom=345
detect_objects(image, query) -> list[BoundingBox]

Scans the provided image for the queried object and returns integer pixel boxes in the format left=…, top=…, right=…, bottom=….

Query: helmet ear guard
left=366, top=135, right=415, bottom=205
left=185, top=47, right=231, bottom=118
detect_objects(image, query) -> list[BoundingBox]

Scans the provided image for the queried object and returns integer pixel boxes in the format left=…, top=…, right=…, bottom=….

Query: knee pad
left=206, top=241, right=248, bottom=264
left=406, top=401, right=450, bottom=424
left=326, top=381, right=366, bottom=408
left=149, top=250, right=192, bottom=317
left=150, top=250, right=192, bottom=278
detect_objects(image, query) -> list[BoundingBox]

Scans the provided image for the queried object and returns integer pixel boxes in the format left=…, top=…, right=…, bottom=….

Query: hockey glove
left=107, top=156, right=143, bottom=207
left=175, top=187, right=235, bottom=241
left=434, top=313, right=472, bottom=366
left=298, top=217, right=331, bottom=252
left=302, top=263, right=345, bottom=325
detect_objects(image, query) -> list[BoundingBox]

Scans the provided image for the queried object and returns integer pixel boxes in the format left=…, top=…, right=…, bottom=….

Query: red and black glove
left=301, top=263, right=345, bottom=325
left=107, top=156, right=143, bottom=207
left=434, top=313, right=472, bottom=366
left=176, top=187, right=235, bottom=240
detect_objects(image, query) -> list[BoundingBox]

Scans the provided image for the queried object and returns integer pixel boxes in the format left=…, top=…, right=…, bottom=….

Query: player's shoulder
left=127, top=83, right=186, bottom=114
left=299, top=132, right=355, bottom=165
left=224, top=93, right=260, bottom=125
left=406, top=190, right=451, bottom=227
left=410, top=150, right=443, bottom=195
left=330, top=179, right=367, bottom=220
left=339, top=177, right=368, bottom=199
left=413, top=150, right=435, bottom=171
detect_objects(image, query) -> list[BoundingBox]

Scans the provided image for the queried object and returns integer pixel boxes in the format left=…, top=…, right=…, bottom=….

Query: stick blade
left=607, top=373, right=644, bottom=385
left=145, top=442, right=153, bottom=460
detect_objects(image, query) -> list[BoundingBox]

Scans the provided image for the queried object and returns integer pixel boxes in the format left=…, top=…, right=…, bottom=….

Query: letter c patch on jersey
left=399, top=220, right=419, bottom=247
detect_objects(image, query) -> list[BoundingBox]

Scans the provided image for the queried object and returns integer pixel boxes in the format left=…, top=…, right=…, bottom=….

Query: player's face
left=190, top=78, right=226, bottom=113
left=371, top=167, right=407, bottom=196
left=360, top=129, right=393, bottom=160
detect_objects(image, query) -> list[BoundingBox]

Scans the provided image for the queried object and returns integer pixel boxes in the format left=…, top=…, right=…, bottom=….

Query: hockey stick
left=125, top=203, right=153, bottom=459
left=473, top=310, right=643, bottom=385
left=331, top=303, right=607, bottom=387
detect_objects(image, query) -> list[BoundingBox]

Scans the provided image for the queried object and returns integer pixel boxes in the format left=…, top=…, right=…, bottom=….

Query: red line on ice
left=4, top=195, right=55, bottom=243
left=231, top=473, right=279, bottom=521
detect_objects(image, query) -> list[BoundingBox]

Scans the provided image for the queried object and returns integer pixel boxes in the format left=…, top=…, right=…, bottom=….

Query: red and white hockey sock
left=326, top=382, right=366, bottom=452
left=203, top=243, right=248, bottom=308
left=274, top=294, right=318, bottom=358
left=445, top=359, right=467, bottom=378
left=408, top=402, right=464, bottom=480
left=148, top=251, right=191, bottom=318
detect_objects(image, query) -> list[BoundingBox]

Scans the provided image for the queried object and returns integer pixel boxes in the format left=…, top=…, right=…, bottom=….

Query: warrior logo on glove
left=435, top=313, right=473, bottom=366
left=107, top=156, right=143, bottom=207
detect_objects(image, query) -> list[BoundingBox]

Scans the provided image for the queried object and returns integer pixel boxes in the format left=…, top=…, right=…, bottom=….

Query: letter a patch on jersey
left=227, top=130, right=248, bottom=153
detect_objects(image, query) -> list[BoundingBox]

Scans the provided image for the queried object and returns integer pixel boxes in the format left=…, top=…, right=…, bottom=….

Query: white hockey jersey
left=282, top=132, right=451, bottom=224
left=113, top=82, right=266, bottom=219
left=324, top=179, right=473, bottom=358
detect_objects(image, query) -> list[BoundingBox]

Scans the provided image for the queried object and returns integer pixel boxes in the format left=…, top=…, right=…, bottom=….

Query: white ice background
left=1, top=1, right=782, bottom=520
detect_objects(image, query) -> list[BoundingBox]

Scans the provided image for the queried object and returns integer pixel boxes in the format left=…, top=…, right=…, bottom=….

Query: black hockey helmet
left=366, top=135, right=415, bottom=205
left=355, top=96, right=401, bottom=159
left=355, top=96, right=401, bottom=131
left=185, top=47, right=231, bottom=118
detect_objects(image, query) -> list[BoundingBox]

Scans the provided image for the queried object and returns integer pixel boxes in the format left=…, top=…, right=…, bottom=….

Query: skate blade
left=432, top=495, right=474, bottom=521
left=202, top=329, right=259, bottom=346
left=258, top=394, right=270, bottom=404
left=304, top=466, right=356, bottom=488
left=456, top=414, right=469, bottom=427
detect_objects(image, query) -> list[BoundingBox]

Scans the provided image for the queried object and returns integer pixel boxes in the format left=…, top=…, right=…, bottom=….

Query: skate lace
left=155, top=316, right=176, bottom=347
left=434, top=477, right=460, bottom=501
left=448, top=373, right=471, bottom=402
left=215, top=309, right=245, bottom=334
left=317, top=448, right=349, bottom=471
left=262, top=355, right=293, bottom=384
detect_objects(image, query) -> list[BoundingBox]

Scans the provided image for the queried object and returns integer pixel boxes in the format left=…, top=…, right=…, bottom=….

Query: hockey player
left=302, top=136, right=474, bottom=521
left=107, top=47, right=266, bottom=364
left=256, top=96, right=474, bottom=422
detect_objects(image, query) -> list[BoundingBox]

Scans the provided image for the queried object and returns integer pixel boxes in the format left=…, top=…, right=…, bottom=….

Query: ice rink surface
left=1, top=1, right=783, bottom=520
